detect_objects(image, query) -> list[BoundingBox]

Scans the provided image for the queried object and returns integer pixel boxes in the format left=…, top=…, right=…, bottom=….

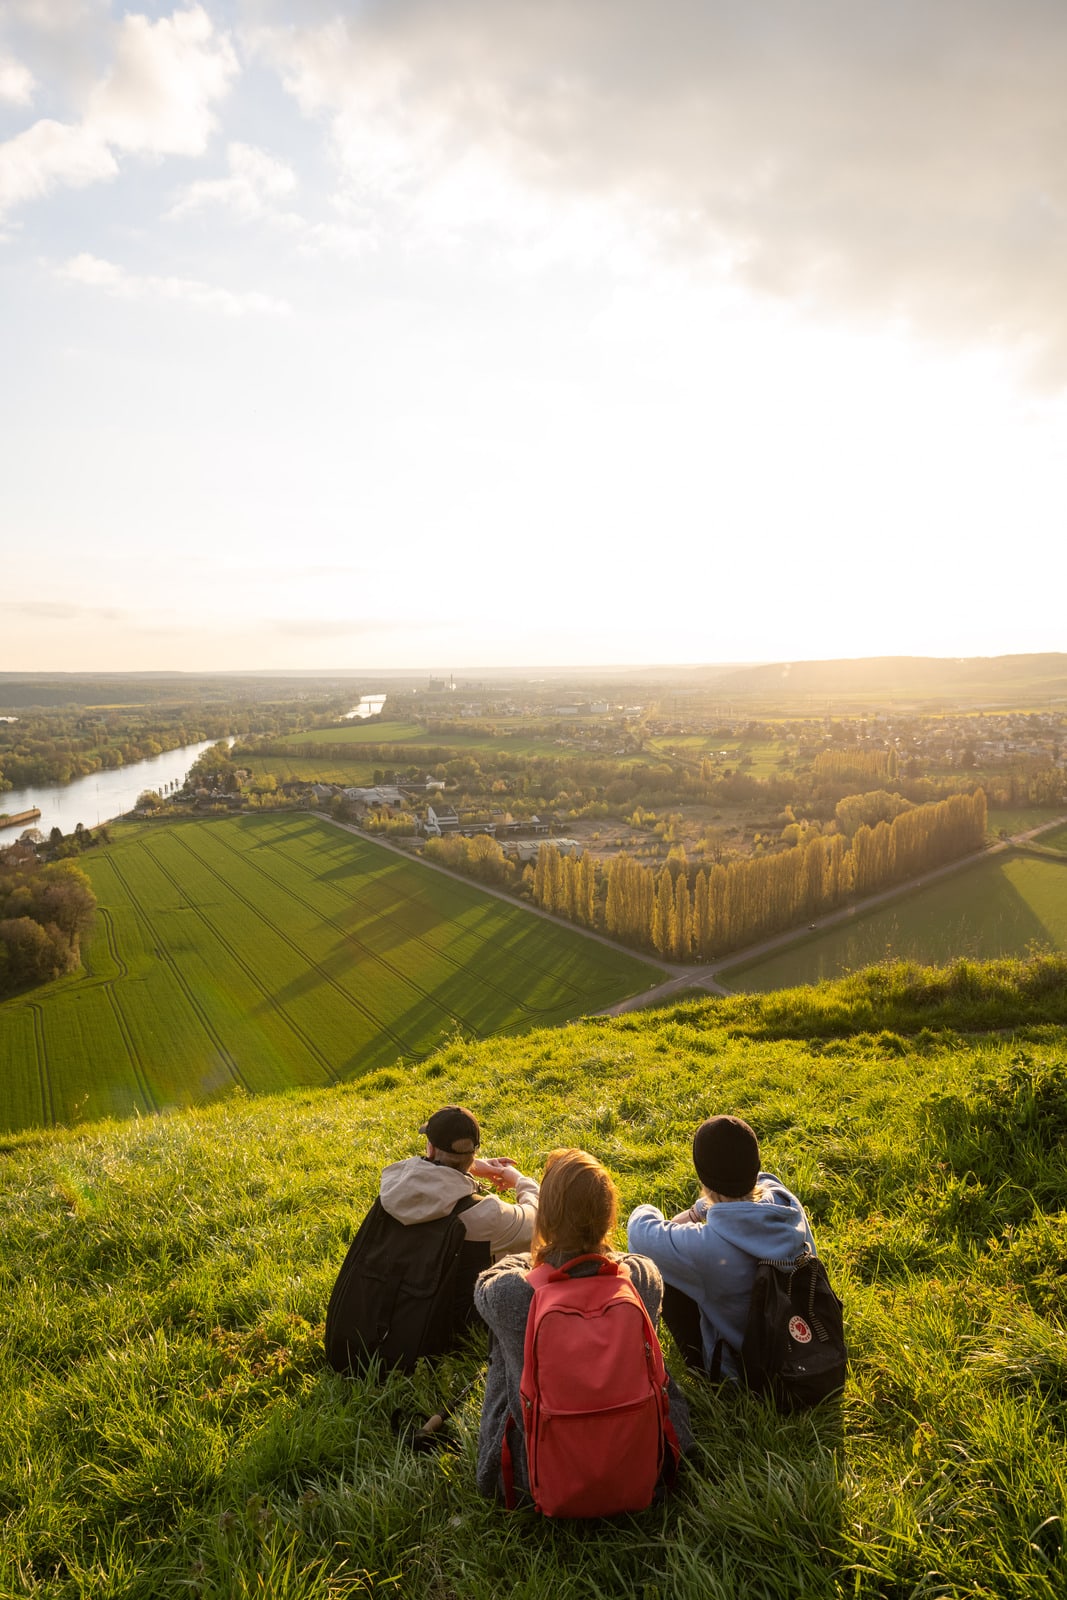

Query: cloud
left=86, top=5, right=237, bottom=156
left=56, top=251, right=289, bottom=315
left=3, top=1, right=102, bottom=33
left=168, top=139, right=297, bottom=220
left=0, top=118, right=116, bottom=213
left=0, top=53, right=36, bottom=106
left=250, top=0, right=1067, bottom=380
left=0, top=5, right=236, bottom=218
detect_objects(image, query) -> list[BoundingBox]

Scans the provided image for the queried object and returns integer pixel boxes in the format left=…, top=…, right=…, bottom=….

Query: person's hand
left=471, top=1156, right=521, bottom=1191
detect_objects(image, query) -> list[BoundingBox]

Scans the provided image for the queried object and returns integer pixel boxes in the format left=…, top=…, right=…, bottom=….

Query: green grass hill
left=2, top=957, right=1066, bottom=1599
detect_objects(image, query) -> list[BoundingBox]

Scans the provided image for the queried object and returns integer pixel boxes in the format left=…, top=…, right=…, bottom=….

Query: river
left=0, top=738, right=224, bottom=838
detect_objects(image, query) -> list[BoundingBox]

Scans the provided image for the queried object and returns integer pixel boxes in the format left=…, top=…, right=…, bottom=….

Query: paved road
left=597, top=811, right=1067, bottom=1016
left=315, top=809, right=1067, bottom=1021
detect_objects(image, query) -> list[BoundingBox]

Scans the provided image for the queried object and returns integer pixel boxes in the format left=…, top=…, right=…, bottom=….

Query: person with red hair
left=473, top=1147, right=693, bottom=1502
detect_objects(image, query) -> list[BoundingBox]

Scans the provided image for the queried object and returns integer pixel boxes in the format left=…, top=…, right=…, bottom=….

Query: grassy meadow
left=987, top=807, right=1067, bottom=839
left=244, top=755, right=383, bottom=786
left=720, top=850, right=1067, bottom=992
left=275, top=724, right=567, bottom=758
left=286, top=722, right=430, bottom=745
left=241, top=727, right=570, bottom=787
left=646, top=733, right=789, bottom=776
left=1031, top=824, right=1067, bottom=854
left=1, top=958, right=1065, bottom=1599
left=0, top=815, right=659, bottom=1135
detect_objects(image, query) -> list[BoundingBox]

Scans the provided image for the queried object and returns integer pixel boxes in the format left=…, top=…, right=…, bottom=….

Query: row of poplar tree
left=531, top=789, right=988, bottom=961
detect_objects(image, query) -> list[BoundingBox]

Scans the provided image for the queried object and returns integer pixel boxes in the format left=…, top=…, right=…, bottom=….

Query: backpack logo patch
left=788, top=1314, right=813, bottom=1345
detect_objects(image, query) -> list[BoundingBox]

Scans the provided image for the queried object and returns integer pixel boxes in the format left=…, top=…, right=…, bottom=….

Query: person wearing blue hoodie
left=627, top=1114, right=816, bottom=1382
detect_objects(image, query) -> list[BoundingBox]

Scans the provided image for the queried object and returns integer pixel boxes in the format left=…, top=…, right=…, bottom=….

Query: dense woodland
left=0, top=709, right=222, bottom=791
left=0, top=854, right=97, bottom=994
left=0, top=698, right=336, bottom=794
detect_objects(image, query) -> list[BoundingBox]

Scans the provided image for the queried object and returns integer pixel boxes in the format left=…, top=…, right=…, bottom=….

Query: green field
left=275, top=723, right=569, bottom=758
left=0, top=814, right=660, bottom=1133
left=245, top=754, right=381, bottom=785
left=285, top=720, right=429, bottom=745
left=1030, top=822, right=1067, bottom=853
left=987, top=805, right=1067, bottom=838
left=720, top=850, right=1067, bottom=991
left=647, top=735, right=789, bottom=775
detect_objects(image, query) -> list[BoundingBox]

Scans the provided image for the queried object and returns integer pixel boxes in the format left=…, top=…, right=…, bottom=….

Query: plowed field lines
left=29, top=1002, right=53, bottom=1126
left=106, top=853, right=249, bottom=1093
left=99, top=907, right=127, bottom=981
left=140, top=837, right=338, bottom=1083
left=211, top=822, right=587, bottom=1016
left=176, top=826, right=494, bottom=1034
left=94, top=910, right=157, bottom=1113
left=160, top=830, right=416, bottom=1060
left=103, top=987, right=157, bottom=1115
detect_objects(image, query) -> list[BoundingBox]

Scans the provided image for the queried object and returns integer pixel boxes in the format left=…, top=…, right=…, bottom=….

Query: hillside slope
left=702, top=650, right=1067, bottom=702
left=2, top=959, right=1066, bottom=1600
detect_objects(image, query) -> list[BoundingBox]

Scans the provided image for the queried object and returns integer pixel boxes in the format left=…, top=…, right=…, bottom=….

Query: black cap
left=420, top=1105, right=481, bottom=1155
left=692, top=1115, right=760, bottom=1198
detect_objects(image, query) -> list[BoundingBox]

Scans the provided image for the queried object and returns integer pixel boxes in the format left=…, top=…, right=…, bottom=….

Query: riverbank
left=0, top=738, right=222, bottom=838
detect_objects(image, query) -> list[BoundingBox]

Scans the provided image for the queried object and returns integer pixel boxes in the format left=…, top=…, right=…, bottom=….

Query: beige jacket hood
left=379, top=1156, right=540, bottom=1257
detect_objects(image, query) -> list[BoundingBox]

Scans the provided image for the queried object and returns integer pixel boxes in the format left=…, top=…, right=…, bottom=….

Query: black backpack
left=324, top=1194, right=489, bottom=1375
left=711, top=1248, right=847, bottom=1412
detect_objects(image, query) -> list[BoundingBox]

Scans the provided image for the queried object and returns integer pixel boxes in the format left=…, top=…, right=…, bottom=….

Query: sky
left=2, top=0, right=1067, bottom=674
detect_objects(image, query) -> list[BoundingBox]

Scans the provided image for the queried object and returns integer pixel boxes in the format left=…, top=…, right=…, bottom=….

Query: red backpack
left=501, top=1254, right=680, bottom=1518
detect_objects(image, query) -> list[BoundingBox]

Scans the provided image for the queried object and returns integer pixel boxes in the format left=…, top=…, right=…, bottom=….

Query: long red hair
left=531, top=1148, right=619, bottom=1266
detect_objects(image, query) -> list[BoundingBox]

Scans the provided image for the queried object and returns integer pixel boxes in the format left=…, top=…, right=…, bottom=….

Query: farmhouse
left=424, top=804, right=459, bottom=836
left=505, top=837, right=583, bottom=863
left=399, top=775, right=446, bottom=794
left=342, top=785, right=405, bottom=808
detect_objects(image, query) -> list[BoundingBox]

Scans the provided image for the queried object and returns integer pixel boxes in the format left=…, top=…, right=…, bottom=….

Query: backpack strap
left=661, top=1404, right=682, bottom=1488
left=537, top=1253, right=621, bottom=1284
left=789, top=1248, right=833, bottom=1342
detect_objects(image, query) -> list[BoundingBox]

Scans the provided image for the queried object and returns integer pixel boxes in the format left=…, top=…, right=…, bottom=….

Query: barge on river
left=0, top=807, right=42, bottom=831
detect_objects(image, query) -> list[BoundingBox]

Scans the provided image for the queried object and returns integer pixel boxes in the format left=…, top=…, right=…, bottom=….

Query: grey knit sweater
left=473, top=1250, right=695, bottom=1501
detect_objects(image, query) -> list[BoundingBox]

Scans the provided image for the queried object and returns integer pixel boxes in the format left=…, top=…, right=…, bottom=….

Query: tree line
left=0, top=854, right=97, bottom=994
left=813, top=747, right=897, bottom=783
left=0, top=711, right=222, bottom=791
left=530, top=790, right=988, bottom=960
left=0, top=696, right=334, bottom=794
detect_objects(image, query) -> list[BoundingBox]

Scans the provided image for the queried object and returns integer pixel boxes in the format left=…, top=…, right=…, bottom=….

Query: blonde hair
left=703, top=1183, right=764, bottom=1205
left=531, top=1148, right=619, bottom=1266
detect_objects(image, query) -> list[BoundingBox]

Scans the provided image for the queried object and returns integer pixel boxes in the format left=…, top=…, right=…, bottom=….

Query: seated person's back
left=627, top=1114, right=815, bottom=1380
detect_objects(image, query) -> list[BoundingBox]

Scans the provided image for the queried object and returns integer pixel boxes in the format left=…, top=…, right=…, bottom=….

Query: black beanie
left=692, top=1115, right=760, bottom=1197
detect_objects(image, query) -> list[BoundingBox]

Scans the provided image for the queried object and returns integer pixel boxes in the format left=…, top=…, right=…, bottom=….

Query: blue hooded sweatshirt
left=627, top=1174, right=816, bottom=1378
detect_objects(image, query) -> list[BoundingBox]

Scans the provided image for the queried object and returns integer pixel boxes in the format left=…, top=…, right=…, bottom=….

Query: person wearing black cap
left=325, top=1106, right=541, bottom=1374
left=378, top=1104, right=540, bottom=1262
left=626, top=1115, right=816, bottom=1381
